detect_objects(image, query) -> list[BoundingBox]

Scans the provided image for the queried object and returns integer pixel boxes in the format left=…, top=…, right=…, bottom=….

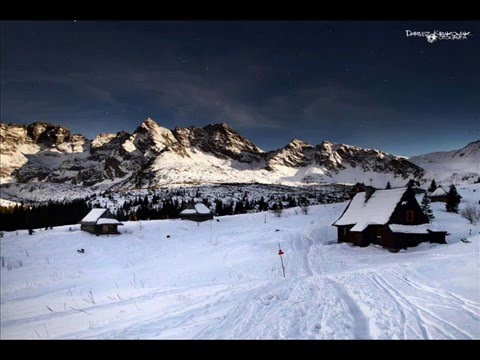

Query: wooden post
left=278, top=243, right=285, bottom=278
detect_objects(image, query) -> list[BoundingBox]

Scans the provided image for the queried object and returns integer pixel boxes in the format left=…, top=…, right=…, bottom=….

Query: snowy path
left=1, top=198, right=479, bottom=339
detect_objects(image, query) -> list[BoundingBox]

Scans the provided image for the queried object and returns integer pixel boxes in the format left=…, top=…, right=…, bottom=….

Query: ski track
left=392, top=271, right=480, bottom=317
left=371, top=273, right=430, bottom=339
left=368, top=272, right=408, bottom=338
left=371, top=271, right=477, bottom=339
left=321, top=279, right=371, bottom=339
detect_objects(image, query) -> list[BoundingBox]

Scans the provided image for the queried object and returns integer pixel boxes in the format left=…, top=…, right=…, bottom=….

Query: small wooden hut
left=428, top=186, right=448, bottom=202
left=179, top=203, right=213, bottom=222
left=79, top=208, right=123, bottom=235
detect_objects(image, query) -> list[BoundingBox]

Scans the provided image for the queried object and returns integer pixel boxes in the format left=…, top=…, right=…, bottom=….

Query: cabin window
left=406, top=210, right=414, bottom=223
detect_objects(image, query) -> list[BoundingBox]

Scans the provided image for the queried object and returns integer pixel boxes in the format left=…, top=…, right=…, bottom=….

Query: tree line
left=0, top=193, right=312, bottom=231
left=0, top=199, right=91, bottom=232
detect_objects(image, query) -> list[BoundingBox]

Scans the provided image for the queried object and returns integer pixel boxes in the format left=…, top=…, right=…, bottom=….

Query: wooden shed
left=332, top=187, right=447, bottom=250
left=179, top=203, right=213, bottom=222
left=79, top=208, right=123, bottom=235
left=428, top=186, right=448, bottom=202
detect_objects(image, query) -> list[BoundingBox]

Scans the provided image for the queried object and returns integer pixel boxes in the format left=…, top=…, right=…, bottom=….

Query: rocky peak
left=202, top=123, right=263, bottom=155
left=265, top=139, right=315, bottom=169
left=286, top=139, right=313, bottom=149
left=136, top=117, right=164, bottom=131
left=129, top=118, right=179, bottom=157
left=314, top=140, right=424, bottom=178
left=171, top=123, right=263, bottom=162
left=26, top=122, right=72, bottom=145
left=91, top=133, right=119, bottom=149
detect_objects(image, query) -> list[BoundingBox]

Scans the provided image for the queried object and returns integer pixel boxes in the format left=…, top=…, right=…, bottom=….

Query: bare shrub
left=301, top=205, right=309, bottom=215
left=82, top=289, right=96, bottom=304
left=461, top=205, right=480, bottom=225
left=4, top=258, right=23, bottom=271
left=271, top=208, right=283, bottom=218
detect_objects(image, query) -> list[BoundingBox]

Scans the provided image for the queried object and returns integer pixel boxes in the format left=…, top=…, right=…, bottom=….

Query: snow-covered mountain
left=1, top=118, right=474, bottom=190
left=409, top=140, right=480, bottom=185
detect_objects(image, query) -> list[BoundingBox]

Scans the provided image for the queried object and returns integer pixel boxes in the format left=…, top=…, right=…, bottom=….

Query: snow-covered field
left=1, top=187, right=479, bottom=339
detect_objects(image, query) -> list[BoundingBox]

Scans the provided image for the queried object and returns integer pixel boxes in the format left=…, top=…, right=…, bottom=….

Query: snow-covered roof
left=333, top=188, right=407, bottom=231
left=194, top=203, right=211, bottom=214
left=389, top=224, right=447, bottom=234
left=80, top=208, right=108, bottom=223
left=179, top=209, right=197, bottom=215
left=97, top=218, right=123, bottom=225
left=79, top=208, right=122, bottom=225
left=429, top=186, right=447, bottom=197
left=179, top=203, right=212, bottom=216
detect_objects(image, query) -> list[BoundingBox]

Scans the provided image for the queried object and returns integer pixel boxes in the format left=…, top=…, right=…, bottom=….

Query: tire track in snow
left=324, top=279, right=371, bottom=339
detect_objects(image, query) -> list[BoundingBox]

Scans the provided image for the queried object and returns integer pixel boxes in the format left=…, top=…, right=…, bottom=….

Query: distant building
left=333, top=187, right=447, bottom=250
left=428, top=185, right=449, bottom=202
left=179, top=203, right=213, bottom=222
left=349, top=182, right=375, bottom=199
left=79, top=208, right=123, bottom=235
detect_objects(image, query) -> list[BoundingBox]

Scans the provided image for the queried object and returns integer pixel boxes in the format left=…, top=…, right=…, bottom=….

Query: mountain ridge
left=1, top=119, right=478, bottom=188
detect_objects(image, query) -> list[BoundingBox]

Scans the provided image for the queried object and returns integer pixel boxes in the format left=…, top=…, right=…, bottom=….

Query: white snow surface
left=333, top=188, right=406, bottom=231
left=1, top=185, right=479, bottom=339
left=389, top=224, right=445, bottom=234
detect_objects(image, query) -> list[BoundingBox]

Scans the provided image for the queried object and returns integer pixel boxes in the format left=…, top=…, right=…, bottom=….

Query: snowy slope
left=410, top=140, right=480, bottom=185
left=1, top=186, right=479, bottom=339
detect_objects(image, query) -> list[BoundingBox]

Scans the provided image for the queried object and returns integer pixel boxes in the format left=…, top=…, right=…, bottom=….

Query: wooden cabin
left=332, top=187, right=447, bottom=250
left=349, top=182, right=375, bottom=199
left=428, top=186, right=448, bottom=202
left=179, top=203, right=213, bottom=222
left=79, top=208, right=123, bottom=235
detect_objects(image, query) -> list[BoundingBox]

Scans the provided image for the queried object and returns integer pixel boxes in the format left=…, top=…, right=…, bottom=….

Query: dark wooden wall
left=181, top=214, right=213, bottom=222
left=388, top=191, right=428, bottom=225
left=81, top=224, right=120, bottom=235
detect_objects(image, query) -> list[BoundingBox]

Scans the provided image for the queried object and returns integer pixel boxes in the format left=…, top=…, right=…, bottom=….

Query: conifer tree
left=428, top=179, right=437, bottom=193
left=386, top=182, right=392, bottom=189
left=445, top=184, right=462, bottom=213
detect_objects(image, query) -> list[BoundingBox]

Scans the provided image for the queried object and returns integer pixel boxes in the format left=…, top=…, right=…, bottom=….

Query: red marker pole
left=278, top=243, right=285, bottom=278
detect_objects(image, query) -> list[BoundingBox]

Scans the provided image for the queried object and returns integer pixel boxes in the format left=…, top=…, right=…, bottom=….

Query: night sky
left=1, top=21, right=479, bottom=156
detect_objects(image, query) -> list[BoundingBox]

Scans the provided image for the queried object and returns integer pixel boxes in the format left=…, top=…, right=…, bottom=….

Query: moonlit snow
left=1, top=186, right=479, bottom=339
